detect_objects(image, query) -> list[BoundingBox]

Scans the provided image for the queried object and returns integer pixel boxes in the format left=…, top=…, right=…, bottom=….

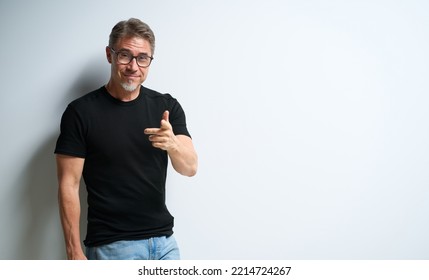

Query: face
left=106, top=36, right=152, bottom=92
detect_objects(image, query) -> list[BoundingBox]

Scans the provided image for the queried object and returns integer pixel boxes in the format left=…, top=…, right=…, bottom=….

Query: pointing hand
left=144, top=111, right=177, bottom=151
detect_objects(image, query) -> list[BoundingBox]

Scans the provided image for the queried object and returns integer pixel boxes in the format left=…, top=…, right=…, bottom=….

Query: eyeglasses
left=109, top=47, right=153, bottom=68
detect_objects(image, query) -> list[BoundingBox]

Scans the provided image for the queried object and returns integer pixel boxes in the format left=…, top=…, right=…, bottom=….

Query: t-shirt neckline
left=102, top=85, right=144, bottom=106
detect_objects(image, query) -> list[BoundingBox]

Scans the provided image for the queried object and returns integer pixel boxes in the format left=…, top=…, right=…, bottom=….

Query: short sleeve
left=54, top=105, right=87, bottom=158
left=169, top=99, right=191, bottom=138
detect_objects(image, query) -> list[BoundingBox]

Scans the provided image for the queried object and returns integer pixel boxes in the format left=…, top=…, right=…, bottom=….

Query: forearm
left=58, top=185, right=86, bottom=259
left=56, top=155, right=86, bottom=260
left=168, top=135, right=198, bottom=177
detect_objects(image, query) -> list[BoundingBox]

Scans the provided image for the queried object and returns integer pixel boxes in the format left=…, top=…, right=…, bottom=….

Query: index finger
left=144, top=128, right=161, bottom=135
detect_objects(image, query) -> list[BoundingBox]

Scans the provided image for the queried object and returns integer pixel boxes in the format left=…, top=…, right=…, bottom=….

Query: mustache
left=124, top=70, right=138, bottom=75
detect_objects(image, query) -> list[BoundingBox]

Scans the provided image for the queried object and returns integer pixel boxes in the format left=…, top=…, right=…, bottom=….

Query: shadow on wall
left=14, top=59, right=109, bottom=259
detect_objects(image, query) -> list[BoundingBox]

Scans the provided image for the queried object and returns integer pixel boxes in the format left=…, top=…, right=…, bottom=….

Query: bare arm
left=56, top=154, right=87, bottom=260
left=145, top=111, right=198, bottom=177
left=167, top=134, right=198, bottom=177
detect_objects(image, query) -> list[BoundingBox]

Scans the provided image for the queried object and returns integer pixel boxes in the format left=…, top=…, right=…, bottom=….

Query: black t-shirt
left=55, top=86, right=191, bottom=246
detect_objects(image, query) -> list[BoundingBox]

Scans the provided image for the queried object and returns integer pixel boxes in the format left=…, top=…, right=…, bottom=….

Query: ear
left=106, top=46, right=112, bottom=64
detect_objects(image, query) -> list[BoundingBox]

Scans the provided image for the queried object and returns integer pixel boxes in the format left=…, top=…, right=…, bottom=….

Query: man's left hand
left=144, top=110, right=178, bottom=151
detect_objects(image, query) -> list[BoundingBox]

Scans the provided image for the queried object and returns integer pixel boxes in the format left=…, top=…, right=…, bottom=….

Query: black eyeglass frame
left=109, top=47, right=154, bottom=68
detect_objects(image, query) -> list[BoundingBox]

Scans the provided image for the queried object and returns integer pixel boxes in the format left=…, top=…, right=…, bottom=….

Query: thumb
left=162, top=110, right=169, bottom=122
left=161, top=110, right=170, bottom=128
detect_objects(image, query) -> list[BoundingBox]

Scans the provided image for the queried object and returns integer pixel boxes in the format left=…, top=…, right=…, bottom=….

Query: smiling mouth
left=124, top=74, right=139, bottom=78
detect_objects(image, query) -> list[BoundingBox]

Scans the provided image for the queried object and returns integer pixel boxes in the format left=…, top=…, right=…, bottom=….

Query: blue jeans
left=86, top=235, right=180, bottom=260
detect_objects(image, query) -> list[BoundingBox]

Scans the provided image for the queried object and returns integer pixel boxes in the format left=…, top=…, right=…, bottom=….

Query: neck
left=105, top=80, right=141, bottom=102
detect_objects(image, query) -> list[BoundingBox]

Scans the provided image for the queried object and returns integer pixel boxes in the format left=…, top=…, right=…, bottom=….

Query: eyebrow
left=117, top=48, right=150, bottom=56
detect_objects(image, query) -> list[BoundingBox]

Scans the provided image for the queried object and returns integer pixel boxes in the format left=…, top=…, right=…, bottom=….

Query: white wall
left=1, top=0, right=428, bottom=259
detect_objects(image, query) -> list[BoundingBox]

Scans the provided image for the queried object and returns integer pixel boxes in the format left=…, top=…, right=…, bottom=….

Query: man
left=55, top=18, right=198, bottom=260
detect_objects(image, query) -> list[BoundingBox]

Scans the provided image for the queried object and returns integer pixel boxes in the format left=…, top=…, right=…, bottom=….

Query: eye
left=118, top=52, right=131, bottom=59
left=137, top=54, right=150, bottom=62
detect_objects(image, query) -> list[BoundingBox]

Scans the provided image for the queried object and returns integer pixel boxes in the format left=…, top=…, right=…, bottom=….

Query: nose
left=127, top=57, right=139, bottom=70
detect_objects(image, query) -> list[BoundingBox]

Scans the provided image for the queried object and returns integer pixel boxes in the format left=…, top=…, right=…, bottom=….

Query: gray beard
left=121, top=81, right=139, bottom=92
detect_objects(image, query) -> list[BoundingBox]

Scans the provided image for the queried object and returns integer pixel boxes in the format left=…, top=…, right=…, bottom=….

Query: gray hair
left=108, top=18, right=155, bottom=55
